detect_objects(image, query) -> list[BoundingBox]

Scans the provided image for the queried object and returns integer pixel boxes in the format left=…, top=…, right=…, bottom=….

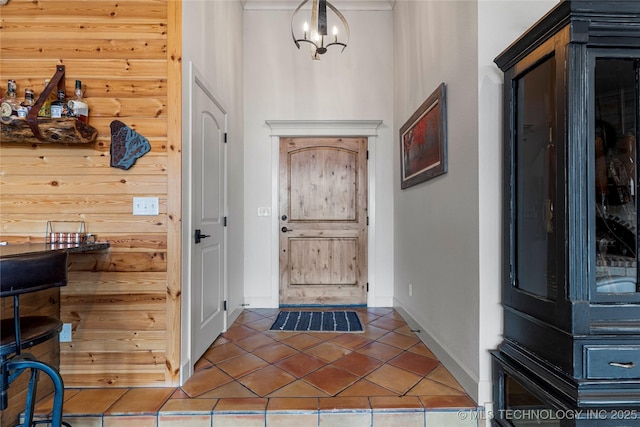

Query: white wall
left=393, top=0, right=481, bottom=400
left=477, top=0, right=559, bottom=405
left=181, top=0, right=244, bottom=380
left=392, top=0, right=558, bottom=404
left=243, top=7, right=395, bottom=308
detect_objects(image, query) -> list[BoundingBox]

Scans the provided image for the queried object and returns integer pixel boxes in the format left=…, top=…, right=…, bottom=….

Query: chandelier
left=291, top=0, right=350, bottom=60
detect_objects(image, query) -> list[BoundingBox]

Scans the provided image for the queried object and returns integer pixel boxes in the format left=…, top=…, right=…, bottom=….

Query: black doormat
left=270, top=311, right=363, bottom=332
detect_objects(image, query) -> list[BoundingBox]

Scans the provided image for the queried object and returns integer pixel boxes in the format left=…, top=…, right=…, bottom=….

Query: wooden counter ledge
left=0, top=242, right=110, bottom=258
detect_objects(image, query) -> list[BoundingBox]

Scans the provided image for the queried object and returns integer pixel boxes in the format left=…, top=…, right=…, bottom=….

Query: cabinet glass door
left=515, top=56, right=557, bottom=300
left=504, top=375, right=562, bottom=426
left=594, top=58, right=639, bottom=295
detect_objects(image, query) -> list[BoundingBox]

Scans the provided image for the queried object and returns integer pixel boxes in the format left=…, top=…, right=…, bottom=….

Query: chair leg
left=0, top=355, right=8, bottom=411
left=22, top=366, right=40, bottom=427
left=0, top=358, right=28, bottom=412
left=7, top=359, right=66, bottom=427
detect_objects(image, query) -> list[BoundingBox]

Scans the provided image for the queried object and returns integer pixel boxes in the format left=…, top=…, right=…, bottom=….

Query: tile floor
left=33, top=307, right=479, bottom=426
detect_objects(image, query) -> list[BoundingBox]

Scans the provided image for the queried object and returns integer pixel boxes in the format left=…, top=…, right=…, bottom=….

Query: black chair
left=1, top=250, right=71, bottom=427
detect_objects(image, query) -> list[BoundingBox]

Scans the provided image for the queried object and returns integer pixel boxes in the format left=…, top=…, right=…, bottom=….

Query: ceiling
left=241, top=0, right=396, bottom=11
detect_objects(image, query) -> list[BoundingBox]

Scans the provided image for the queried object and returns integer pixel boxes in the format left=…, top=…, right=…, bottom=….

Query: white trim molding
left=242, top=1, right=394, bottom=11
left=266, top=120, right=383, bottom=137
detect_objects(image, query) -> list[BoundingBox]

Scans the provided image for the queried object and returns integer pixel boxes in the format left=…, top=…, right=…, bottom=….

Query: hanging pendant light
left=291, top=0, right=349, bottom=60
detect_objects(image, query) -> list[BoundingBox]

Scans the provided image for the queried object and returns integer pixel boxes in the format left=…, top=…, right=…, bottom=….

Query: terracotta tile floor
left=34, top=307, right=479, bottom=426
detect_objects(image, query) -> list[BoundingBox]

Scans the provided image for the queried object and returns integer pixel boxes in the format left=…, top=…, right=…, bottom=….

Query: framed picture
left=400, top=83, right=447, bottom=189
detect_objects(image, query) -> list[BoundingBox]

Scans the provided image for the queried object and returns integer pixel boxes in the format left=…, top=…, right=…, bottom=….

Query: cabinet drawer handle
left=609, top=361, right=636, bottom=369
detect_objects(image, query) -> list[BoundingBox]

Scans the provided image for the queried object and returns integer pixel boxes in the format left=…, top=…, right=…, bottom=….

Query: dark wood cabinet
left=492, top=2, right=640, bottom=425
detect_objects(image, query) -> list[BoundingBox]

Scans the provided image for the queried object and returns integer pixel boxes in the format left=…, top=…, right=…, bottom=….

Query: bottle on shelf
left=50, top=89, right=66, bottom=119
left=17, top=88, right=35, bottom=118
left=1, top=80, right=20, bottom=118
left=37, top=78, right=57, bottom=118
left=0, top=97, right=9, bottom=119
left=68, top=80, right=89, bottom=123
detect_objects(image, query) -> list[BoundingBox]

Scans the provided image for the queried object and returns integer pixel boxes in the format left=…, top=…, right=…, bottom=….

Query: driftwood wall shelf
left=0, top=65, right=97, bottom=144
left=0, top=116, right=97, bottom=144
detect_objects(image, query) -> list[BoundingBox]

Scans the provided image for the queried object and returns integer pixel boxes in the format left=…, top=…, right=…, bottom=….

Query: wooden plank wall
left=0, top=0, right=182, bottom=396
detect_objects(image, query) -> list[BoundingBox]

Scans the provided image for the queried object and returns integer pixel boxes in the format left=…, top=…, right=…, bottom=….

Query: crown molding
left=266, top=120, right=383, bottom=137
left=241, top=0, right=395, bottom=11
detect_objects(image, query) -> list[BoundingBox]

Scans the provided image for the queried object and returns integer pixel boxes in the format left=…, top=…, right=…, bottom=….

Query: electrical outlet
left=60, top=323, right=72, bottom=342
left=409, top=283, right=413, bottom=297
left=133, top=197, right=159, bottom=215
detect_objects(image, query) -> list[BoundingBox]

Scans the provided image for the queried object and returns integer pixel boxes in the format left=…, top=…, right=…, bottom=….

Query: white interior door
left=191, top=70, right=227, bottom=362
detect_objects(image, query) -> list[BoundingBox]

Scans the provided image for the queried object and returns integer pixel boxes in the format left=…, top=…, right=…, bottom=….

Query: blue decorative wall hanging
left=109, top=120, right=151, bottom=170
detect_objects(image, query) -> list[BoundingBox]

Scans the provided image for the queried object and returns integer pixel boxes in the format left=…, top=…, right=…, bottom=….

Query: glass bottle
left=50, top=89, right=66, bottom=119
left=0, top=93, right=9, bottom=119
left=1, top=80, right=20, bottom=118
left=17, top=88, right=35, bottom=118
left=68, top=80, right=89, bottom=123
left=37, top=79, right=56, bottom=118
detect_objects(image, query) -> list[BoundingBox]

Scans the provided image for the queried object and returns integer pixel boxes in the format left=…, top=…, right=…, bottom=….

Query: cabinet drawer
left=585, top=346, right=640, bottom=379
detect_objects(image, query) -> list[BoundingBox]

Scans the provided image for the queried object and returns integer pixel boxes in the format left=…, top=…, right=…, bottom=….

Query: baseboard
left=179, top=358, right=192, bottom=386
left=242, top=297, right=278, bottom=308
left=279, top=304, right=367, bottom=308
left=371, top=296, right=394, bottom=307
left=394, top=301, right=480, bottom=403
left=243, top=297, right=395, bottom=309
left=226, top=304, right=243, bottom=330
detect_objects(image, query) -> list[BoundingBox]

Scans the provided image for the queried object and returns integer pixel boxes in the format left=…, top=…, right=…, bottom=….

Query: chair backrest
left=0, top=250, right=68, bottom=297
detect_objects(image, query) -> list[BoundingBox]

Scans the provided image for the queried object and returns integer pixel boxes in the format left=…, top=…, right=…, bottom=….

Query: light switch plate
left=133, top=197, right=159, bottom=215
left=60, top=323, right=72, bottom=342
left=257, top=207, right=271, bottom=217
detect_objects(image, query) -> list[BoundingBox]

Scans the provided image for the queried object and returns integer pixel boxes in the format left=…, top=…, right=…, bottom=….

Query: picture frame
left=400, top=82, right=447, bottom=189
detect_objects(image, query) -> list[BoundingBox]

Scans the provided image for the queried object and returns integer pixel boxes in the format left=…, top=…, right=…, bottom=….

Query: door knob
left=195, top=229, right=211, bottom=244
left=281, top=227, right=293, bottom=233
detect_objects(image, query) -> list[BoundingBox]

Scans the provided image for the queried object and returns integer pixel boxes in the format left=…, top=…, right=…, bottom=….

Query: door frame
left=266, top=120, right=382, bottom=307
left=180, top=62, right=229, bottom=384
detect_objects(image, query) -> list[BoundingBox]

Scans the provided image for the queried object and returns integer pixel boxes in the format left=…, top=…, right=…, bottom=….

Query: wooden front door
left=279, top=137, right=368, bottom=305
